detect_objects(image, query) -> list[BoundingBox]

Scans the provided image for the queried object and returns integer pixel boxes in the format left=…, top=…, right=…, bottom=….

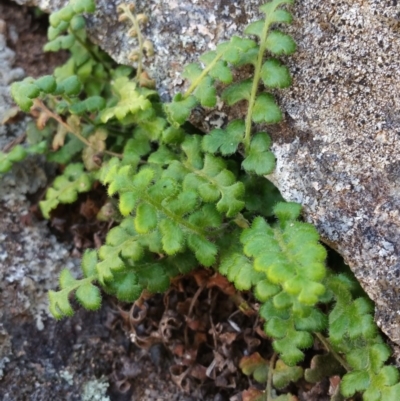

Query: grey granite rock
left=9, top=0, right=400, bottom=347
left=268, top=0, right=400, bottom=346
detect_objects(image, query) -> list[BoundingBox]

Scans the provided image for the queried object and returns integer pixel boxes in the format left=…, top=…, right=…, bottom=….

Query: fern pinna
left=8, top=0, right=400, bottom=399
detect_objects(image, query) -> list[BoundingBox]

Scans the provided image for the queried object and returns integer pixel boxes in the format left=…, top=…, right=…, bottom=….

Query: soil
left=0, top=0, right=68, bottom=78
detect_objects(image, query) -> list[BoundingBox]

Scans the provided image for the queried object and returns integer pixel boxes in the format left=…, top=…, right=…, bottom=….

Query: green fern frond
left=40, top=163, right=94, bottom=218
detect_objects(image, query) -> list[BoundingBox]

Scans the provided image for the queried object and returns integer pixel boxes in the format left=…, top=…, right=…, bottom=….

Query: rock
left=268, top=0, right=400, bottom=347
left=9, top=0, right=400, bottom=346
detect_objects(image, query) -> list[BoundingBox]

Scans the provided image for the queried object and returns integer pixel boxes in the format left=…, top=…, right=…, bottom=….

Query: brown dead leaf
left=242, top=388, right=265, bottom=401
left=207, top=273, right=236, bottom=295
left=79, top=198, right=100, bottom=220
left=36, top=110, right=50, bottom=130
left=190, top=364, right=207, bottom=381
left=172, top=343, right=185, bottom=358
left=82, top=128, right=107, bottom=171
left=52, top=123, right=68, bottom=150
left=170, top=364, right=192, bottom=392
left=159, top=310, right=182, bottom=341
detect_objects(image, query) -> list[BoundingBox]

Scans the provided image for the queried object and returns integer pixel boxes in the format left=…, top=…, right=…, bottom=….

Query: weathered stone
left=268, top=0, right=400, bottom=347
left=10, top=0, right=400, bottom=347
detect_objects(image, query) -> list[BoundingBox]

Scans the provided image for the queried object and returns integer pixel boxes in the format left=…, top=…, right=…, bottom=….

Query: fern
left=39, top=163, right=95, bottom=218
left=8, top=0, right=400, bottom=400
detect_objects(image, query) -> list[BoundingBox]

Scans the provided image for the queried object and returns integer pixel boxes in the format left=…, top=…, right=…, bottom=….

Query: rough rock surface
left=269, top=0, right=400, bottom=345
left=10, top=0, right=400, bottom=346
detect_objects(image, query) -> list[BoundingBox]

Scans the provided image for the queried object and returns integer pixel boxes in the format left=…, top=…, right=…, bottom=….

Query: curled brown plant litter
left=113, top=269, right=264, bottom=400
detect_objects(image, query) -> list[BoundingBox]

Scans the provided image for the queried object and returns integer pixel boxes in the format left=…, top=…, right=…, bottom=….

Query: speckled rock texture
left=269, top=0, right=400, bottom=346
left=10, top=0, right=400, bottom=346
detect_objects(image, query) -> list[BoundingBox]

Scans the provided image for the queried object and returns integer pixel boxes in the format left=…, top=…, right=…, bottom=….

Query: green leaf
left=164, top=94, right=198, bottom=127
left=162, top=127, right=185, bottom=144
left=159, top=219, right=185, bottom=255
left=261, top=58, right=292, bottom=89
left=341, top=371, right=370, bottom=396
left=219, top=253, right=260, bottom=290
left=81, top=249, right=98, bottom=277
left=274, top=202, right=302, bottom=222
left=108, top=272, right=143, bottom=302
left=134, top=117, right=167, bottom=141
left=200, top=52, right=233, bottom=84
left=101, top=77, right=152, bottom=122
left=266, top=30, right=297, bottom=56
left=75, top=284, right=101, bottom=311
left=44, top=35, right=76, bottom=52
left=240, top=352, right=269, bottom=383
left=272, top=325, right=313, bottom=365
left=195, top=76, right=217, bottom=107
left=61, top=75, right=82, bottom=96
left=202, top=119, right=245, bottom=155
left=166, top=190, right=199, bottom=216
left=135, top=203, right=158, bottom=233
left=148, top=145, right=178, bottom=165
left=0, top=145, right=27, bottom=173
left=11, top=79, right=40, bottom=111
left=241, top=175, right=284, bottom=217
left=221, top=79, right=252, bottom=105
left=122, top=136, right=151, bottom=167
left=294, top=307, right=327, bottom=331
left=304, top=353, right=345, bottom=383
left=182, top=63, right=202, bottom=81
left=245, top=20, right=264, bottom=38
left=35, top=75, right=57, bottom=93
left=217, top=36, right=257, bottom=64
left=71, top=96, right=106, bottom=114
left=273, top=359, right=303, bottom=389
left=49, top=5, right=75, bottom=27
left=47, top=134, right=84, bottom=164
left=260, top=0, right=294, bottom=19
left=138, top=264, right=170, bottom=293
left=181, top=135, right=203, bottom=169
left=255, top=279, right=281, bottom=302
left=252, top=93, right=282, bottom=124
left=69, top=15, right=86, bottom=31
left=216, top=181, right=245, bottom=217
left=271, top=9, right=293, bottom=24
left=48, top=290, right=74, bottom=319
left=47, top=21, right=69, bottom=40
left=188, top=205, right=222, bottom=230
left=85, top=96, right=107, bottom=112
left=39, top=163, right=94, bottom=218
left=70, top=0, right=96, bottom=13
left=187, top=234, right=217, bottom=267
left=329, top=297, right=377, bottom=345
left=242, top=133, right=275, bottom=175
left=59, top=269, right=76, bottom=289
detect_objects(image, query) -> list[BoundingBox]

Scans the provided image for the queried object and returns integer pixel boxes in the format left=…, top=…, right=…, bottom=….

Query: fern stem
left=141, top=193, right=209, bottom=237
left=315, top=332, right=351, bottom=372
left=120, top=5, right=145, bottom=81
left=244, top=7, right=275, bottom=153
left=184, top=54, right=223, bottom=98
left=266, top=352, right=277, bottom=401
left=33, top=99, right=122, bottom=158
left=70, top=30, right=112, bottom=73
